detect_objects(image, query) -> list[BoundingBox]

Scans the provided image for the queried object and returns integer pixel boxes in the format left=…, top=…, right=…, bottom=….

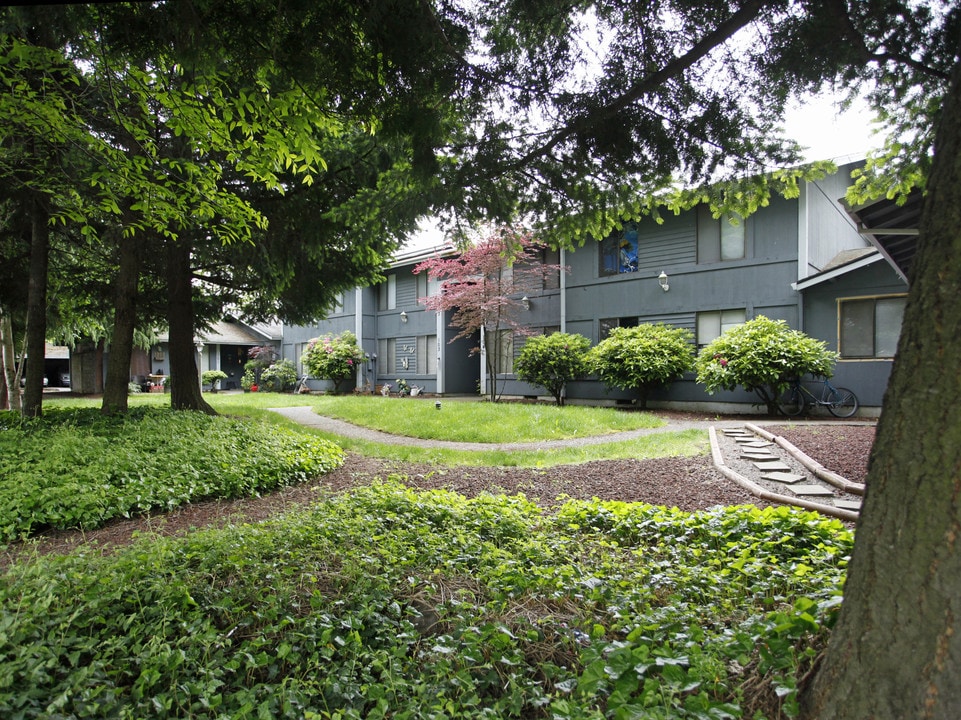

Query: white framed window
left=697, top=309, right=746, bottom=346
left=839, top=295, right=906, bottom=359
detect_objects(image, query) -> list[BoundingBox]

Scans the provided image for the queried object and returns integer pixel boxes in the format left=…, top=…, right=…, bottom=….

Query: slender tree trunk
left=800, top=59, right=961, bottom=720
left=0, top=313, right=13, bottom=411
left=22, top=195, right=49, bottom=418
left=167, top=238, right=214, bottom=414
left=101, top=224, right=142, bottom=415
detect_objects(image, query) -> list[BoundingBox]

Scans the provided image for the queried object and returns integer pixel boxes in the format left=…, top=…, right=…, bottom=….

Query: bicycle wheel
left=827, top=387, right=859, bottom=418
left=777, top=385, right=805, bottom=416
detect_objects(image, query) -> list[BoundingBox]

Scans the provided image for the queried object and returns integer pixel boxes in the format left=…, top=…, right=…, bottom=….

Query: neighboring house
left=283, top=161, right=913, bottom=414
left=151, top=317, right=282, bottom=391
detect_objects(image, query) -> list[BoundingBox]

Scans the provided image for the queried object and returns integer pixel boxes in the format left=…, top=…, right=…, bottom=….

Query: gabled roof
left=842, top=190, right=923, bottom=284
left=157, top=318, right=282, bottom=345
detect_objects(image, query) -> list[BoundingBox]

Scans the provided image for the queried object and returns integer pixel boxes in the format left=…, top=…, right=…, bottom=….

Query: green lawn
left=43, top=392, right=708, bottom=467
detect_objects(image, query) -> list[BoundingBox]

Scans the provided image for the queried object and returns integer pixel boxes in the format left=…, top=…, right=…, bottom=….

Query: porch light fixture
left=521, top=296, right=530, bottom=310
left=657, top=271, right=670, bottom=292
left=400, top=311, right=408, bottom=322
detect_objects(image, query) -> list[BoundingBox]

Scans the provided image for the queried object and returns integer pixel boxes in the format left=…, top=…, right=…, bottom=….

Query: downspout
left=560, top=247, right=568, bottom=403
left=436, top=309, right=445, bottom=394
left=560, top=247, right=567, bottom=333
left=355, top=287, right=364, bottom=390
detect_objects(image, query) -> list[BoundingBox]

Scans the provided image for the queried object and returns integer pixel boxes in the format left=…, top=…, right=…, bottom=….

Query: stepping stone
left=735, top=436, right=760, bottom=443
left=741, top=440, right=773, bottom=448
left=722, top=429, right=751, bottom=436
left=754, top=461, right=792, bottom=471
left=761, top=471, right=806, bottom=484
left=742, top=451, right=777, bottom=460
left=791, top=485, right=835, bottom=497
left=835, top=499, right=862, bottom=511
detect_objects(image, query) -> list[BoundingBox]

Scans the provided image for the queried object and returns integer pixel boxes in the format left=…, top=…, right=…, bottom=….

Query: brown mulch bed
left=1, top=417, right=875, bottom=568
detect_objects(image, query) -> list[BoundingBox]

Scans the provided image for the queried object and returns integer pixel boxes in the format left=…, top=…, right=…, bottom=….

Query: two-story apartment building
left=282, top=161, right=910, bottom=414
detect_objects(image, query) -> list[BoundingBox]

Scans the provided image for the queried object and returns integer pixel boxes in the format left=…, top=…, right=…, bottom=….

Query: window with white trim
left=839, top=296, right=906, bottom=358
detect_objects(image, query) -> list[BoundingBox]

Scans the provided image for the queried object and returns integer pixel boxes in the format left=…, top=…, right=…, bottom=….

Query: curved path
left=271, top=406, right=872, bottom=521
left=268, top=405, right=739, bottom=451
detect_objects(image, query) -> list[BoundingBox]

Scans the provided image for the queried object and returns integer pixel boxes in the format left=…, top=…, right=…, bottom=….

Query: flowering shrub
left=259, top=359, right=298, bottom=393
left=695, top=315, right=837, bottom=413
left=588, top=323, right=695, bottom=408
left=303, top=331, right=366, bottom=391
left=514, top=332, right=591, bottom=405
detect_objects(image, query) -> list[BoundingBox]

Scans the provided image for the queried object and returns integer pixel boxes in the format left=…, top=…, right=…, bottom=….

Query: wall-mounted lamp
left=521, top=296, right=530, bottom=311
left=195, top=341, right=205, bottom=353
left=657, top=271, right=670, bottom=292
left=400, top=311, right=408, bottom=322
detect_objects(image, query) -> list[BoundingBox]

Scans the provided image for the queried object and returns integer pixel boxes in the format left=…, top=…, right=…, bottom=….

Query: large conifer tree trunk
left=166, top=239, right=214, bottom=414
left=101, top=225, right=141, bottom=415
left=801, top=60, right=961, bottom=720
left=22, top=195, right=49, bottom=418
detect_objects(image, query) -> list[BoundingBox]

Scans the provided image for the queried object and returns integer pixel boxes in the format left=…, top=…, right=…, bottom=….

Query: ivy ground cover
left=0, top=407, right=344, bottom=542
left=0, top=481, right=852, bottom=719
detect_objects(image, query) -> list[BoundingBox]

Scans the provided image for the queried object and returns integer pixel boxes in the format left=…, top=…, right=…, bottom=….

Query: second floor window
left=599, top=224, right=639, bottom=276
left=379, top=275, right=397, bottom=310
left=698, top=207, right=746, bottom=264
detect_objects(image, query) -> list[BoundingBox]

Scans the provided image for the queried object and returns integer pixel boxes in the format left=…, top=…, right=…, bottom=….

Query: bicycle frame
left=778, top=377, right=859, bottom=418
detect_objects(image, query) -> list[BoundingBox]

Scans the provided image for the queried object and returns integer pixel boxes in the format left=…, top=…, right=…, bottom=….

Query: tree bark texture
left=22, top=196, right=49, bottom=418
left=166, top=239, right=214, bottom=414
left=801, top=60, right=961, bottom=720
left=101, top=226, right=142, bottom=415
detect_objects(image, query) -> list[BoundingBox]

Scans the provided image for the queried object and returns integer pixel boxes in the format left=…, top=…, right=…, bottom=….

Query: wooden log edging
left=744, top=423, right=865, bottom=497
left=708, top=427, right=860, bottom=523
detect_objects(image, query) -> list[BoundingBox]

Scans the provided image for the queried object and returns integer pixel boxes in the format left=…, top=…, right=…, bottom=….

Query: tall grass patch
left=0, top=407, right=343, bottom=542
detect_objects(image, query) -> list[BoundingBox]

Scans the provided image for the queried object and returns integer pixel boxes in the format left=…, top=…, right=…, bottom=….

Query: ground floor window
left=417, top=335, right=438, bottom=375
left=599, top=316, right=639, bottom=341
left=839, top=295, right=906, bottom=358
left=493, top=329, right=514, bottom=375
left=696, top=308, right=746, bottom=347
left=377, top=338, right=396, bottom=376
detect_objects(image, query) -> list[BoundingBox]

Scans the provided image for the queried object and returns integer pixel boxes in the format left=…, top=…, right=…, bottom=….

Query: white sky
left=406, top=93, right=886, bottom=251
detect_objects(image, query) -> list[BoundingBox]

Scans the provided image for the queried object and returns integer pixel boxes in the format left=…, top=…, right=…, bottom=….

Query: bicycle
left=777, top=377, right=859, bottom=418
